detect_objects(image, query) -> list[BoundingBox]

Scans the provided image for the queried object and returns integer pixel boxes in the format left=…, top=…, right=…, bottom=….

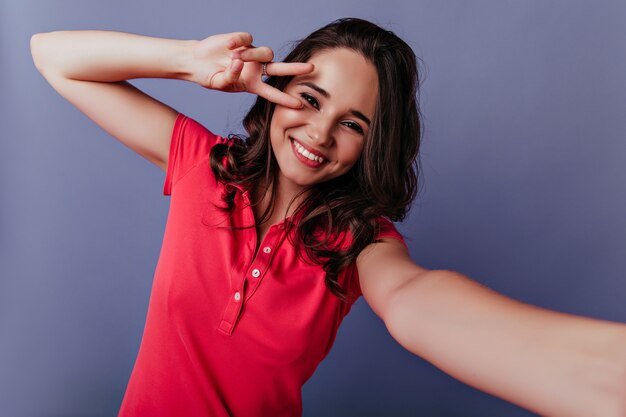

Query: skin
left=32, top=29, right=626, bottom=416
left=268, top=48, right=378, bottom=201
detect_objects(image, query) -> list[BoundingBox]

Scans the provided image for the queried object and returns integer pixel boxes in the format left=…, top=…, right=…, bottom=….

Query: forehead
left=291, top=48, right=379, bottom=116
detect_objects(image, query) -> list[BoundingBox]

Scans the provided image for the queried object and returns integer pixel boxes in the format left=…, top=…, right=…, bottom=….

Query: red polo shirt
left=118, top=113, right=406, bottom=416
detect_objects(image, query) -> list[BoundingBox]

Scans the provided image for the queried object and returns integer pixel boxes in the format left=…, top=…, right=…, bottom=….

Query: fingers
left=223, top=59, right=244, bottom=84
left=264, top=62, right=314, bottom=77
left=255, top=83, right=303, bottom=109
left=249, top=62, right=315, bottom=108
left=226, top=32, right=253, bottom=50
left=210, top=58, right=243, bottom=89
left=232, top=46, right=274, bottom=63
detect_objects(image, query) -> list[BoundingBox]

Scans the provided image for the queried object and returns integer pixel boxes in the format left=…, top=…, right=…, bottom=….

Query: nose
left=305, top=114, right=335, bottom=147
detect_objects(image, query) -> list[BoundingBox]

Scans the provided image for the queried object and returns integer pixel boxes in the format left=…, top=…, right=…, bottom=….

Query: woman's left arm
left=357, top=239, right=626, bottom=417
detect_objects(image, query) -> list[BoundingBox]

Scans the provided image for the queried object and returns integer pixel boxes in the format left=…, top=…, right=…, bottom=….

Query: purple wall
left=2, top=1, right=625, bottom=416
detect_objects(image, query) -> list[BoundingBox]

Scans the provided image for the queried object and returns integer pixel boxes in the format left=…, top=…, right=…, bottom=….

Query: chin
left=281, top=171, right=322, bottom=189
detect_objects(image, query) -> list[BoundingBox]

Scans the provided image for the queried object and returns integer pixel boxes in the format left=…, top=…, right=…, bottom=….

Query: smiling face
left=269, top=47, right=379, bottom=197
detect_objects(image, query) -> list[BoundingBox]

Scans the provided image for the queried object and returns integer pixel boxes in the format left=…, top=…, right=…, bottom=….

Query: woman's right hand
left=188, top=32, right=313, bottom=109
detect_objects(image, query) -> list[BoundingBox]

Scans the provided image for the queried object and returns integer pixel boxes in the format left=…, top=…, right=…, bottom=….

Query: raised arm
left=357, top=239, right=626, bottom=417
left=29, top=30, right=313, bottom=171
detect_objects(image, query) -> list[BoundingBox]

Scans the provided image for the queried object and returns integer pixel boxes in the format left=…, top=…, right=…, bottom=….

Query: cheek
left=271, top=107, right=304, bottom=128
left=270, top=108, right=302, bottom=144
left=342, top=141, right=365, bottom=164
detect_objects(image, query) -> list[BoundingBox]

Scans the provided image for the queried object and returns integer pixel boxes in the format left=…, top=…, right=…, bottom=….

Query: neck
left=252, top=176, right=310, bottom=225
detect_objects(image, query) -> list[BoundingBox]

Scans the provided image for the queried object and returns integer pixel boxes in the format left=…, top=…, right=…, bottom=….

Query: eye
left=300, top=92, right=319, bottom=109
left=342, top=121, right=364, bottom=134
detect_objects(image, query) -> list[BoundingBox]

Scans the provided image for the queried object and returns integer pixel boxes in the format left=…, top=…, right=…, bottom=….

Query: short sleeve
left=343, top=217, right=408, bottom=304
left=163, top=113, right=225, bottom=196
left=375, top=217, right=408, bottom=250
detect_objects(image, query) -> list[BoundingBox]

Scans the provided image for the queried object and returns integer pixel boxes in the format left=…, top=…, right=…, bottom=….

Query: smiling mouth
left=289, top=137, right=328, bottom=168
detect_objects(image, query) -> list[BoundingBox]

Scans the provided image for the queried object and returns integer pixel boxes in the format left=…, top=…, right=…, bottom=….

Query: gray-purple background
left=2, top=1, right=625, bottom=416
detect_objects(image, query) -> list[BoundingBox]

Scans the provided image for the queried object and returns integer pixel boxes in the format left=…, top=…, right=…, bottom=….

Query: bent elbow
left=30, top=32, right=47, bottom=73
left=30, top=31, right=60, bottom=75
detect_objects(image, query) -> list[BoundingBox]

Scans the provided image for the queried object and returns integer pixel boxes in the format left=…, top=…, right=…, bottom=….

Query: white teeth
left=294, top=141, right=325, bottom=163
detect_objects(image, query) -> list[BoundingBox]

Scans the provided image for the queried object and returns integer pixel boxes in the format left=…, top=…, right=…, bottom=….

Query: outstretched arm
left=357, top=239, right=626, bottom=417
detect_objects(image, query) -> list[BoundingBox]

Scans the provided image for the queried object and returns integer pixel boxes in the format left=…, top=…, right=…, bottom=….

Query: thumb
left=222, top=58, right=244, bottom=86
left=209, top=59, right=243, bottom=90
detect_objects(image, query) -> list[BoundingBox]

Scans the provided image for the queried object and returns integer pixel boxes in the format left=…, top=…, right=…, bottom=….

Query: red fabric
left=118, top=113, right=407, bottom=417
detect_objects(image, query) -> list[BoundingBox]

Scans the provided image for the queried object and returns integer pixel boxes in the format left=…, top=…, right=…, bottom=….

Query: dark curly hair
left=209, top=17, right=423, bottom=302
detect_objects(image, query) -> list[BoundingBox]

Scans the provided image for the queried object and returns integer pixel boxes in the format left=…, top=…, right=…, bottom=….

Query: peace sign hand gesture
left=188, top=32, right=313, bottom=109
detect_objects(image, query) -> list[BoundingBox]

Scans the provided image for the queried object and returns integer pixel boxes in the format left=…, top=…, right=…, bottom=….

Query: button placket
left=218, top=287, right=245, bottom=336
left=244, top=225, right=282, bottom=298
left=218, top=190, right=279, bottom=337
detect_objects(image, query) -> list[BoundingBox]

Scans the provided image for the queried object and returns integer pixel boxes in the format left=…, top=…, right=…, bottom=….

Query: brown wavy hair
left=209, top=17, right=423, bottom=302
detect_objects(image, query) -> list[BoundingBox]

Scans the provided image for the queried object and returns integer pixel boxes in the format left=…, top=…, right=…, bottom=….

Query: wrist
left=172, top=39, right=200, bottom=82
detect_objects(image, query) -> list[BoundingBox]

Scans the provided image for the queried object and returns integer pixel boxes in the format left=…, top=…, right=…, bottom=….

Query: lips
left=289, top=137, right=328, bottom=168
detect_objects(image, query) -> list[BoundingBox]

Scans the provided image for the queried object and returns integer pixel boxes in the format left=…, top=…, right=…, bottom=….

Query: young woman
left=30, top=18, right=626, bottom=417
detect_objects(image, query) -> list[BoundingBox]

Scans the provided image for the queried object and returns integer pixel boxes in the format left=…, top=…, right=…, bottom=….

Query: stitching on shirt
left=170, top=136, right=227, bottom=194
left=171, top=158, right=207, bottom=193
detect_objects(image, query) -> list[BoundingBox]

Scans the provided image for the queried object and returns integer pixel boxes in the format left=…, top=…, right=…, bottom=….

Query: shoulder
left=171, top=113, right=228, bottom=148
left=164, top=113, right=228, bottom=195
left=374, top=217, right=408, bottom=248
left=356, top=221, right=428, bottom=320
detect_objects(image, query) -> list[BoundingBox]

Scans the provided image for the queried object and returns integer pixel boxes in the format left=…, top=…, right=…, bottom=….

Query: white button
left=251, top=268, right=261, bottom=278
left=263, top=247, right=271, bottom=254
left=234, top=292, right=241, bottom=301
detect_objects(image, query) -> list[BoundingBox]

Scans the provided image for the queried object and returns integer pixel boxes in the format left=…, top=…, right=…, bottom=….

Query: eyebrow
left=297, top=81, right=372, bottom=126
